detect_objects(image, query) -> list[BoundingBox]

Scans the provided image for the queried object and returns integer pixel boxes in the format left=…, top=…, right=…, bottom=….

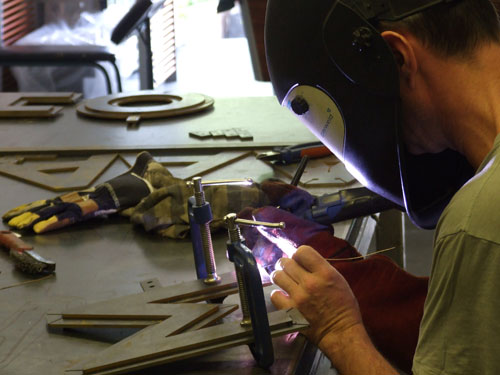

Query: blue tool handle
left=227, top=241, right=274, bottom=368
left=188, top=197, right=208, bottom=280
left=305, top=187, right=399, bottom=224
left=280, top=148, right=302, bottom=164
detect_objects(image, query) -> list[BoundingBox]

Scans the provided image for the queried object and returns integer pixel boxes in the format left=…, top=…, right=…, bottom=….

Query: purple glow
left=257, top=262, right=268, bottom=276
left=256, top=226, right=298, bottom=259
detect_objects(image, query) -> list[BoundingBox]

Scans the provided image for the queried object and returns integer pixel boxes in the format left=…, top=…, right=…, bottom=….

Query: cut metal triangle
left=47, top=271, right=243, bottom=329
left=68, top=308, right=308, bottom=375
left=0, top=154, right=121, bottom=192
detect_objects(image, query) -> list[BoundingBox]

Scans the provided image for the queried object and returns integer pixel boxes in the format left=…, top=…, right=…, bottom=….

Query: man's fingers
left=292, top=245, right=330, bottom=273
left=277, top=257, right=310, bottom=284
left=271, top=268, right=299, bottom=295
left=270, top=289, right=294, bottom=310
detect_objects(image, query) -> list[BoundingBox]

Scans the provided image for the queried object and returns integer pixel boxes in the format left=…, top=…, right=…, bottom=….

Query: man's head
left=264, top=0, right=495, bottom=228
left=379, top=0, right=500, bottom=60
left=376, top=0, right=500, bottom=156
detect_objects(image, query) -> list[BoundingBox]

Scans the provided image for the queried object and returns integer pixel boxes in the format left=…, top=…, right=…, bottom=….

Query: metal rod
left=187, top=178, right=253, bottom=188
left=235, top=218, right=286, bottom=229
left=224, top=214, right=285, bottom=241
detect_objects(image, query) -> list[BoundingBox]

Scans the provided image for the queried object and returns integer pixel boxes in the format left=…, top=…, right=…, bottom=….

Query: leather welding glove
left=125, top=178, right=312, bottom=239
left=259, top=179, right=315, bottom=216
left=238, top=206, right=428, bottom=375
left=125, top=177, right=271, bottom=239
left=2, top=152, right=157, bottom=234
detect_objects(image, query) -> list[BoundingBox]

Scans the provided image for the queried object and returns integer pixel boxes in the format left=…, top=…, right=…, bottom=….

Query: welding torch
left=289, top=158, right=399, bottom=224
left=283, top=149, right=400, bottom=225
left=257, top=142, right=331, bottom=165
left=304, top=187, right=400, bottom=225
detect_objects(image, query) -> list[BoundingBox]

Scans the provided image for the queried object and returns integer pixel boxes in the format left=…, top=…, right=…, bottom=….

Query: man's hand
left=270, top=245, right=362, bottom=346
left=271, top=245, right=398, bottom=374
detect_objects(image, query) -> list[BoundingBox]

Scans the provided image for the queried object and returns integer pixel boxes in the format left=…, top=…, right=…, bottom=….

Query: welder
left=265, top=0, right=500, bottom=373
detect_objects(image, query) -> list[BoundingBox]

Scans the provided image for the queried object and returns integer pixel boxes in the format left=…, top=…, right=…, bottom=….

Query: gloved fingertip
left=130, top=151, right=154, bottom=177
left=33, top=216, right=58, bottom=233
left=34, top=215, right=75, bottom=233
left=3, top=199, right=49, bottom=220
left=8, top=212, right=40, bottom=228
left=3, top=206, right=30, bottom=221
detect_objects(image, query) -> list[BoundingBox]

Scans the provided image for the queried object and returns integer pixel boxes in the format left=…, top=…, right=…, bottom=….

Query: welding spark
left=250, top=215, right=299, bottom=276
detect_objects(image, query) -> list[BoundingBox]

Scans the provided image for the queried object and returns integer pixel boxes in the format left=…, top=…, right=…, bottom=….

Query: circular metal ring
left=76, top=91, right=214, bottom=121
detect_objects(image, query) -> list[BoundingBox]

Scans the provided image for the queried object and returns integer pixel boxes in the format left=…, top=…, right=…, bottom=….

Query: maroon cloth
left=239, top=206, right=428, bottom=374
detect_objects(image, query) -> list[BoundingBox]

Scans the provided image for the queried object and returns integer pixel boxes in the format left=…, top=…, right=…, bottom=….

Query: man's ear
left=381, top=31, right=418, bottom=89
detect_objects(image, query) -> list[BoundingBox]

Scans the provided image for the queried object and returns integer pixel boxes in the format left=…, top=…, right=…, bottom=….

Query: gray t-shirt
left=413, top=134, right=500, bottom=374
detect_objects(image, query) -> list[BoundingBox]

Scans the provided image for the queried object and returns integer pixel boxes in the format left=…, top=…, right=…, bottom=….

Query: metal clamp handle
left=224, top=214, right=285, bottom=229
left=223, top=213, right=277, bottom=368
left=234, top=218, right=285, bottom=229
left=224, top=214, right=285, bottom=243
left=187, top=177, right=253, bottom=189
left=187, top=177, right=252, bottom=284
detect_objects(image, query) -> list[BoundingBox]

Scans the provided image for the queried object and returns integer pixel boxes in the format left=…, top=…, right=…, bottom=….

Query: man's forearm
left=319, top=323, right=398, bottom=375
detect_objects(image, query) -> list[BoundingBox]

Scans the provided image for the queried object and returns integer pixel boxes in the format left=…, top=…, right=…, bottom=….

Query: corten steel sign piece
left=0, top=92, right=82, bottom=118
left=0, top=151, right=254, bottom=192
left=0, top=154, right=121, bottom=192
left=47, top=214, right=309, bottom=374
left=0, top=93, right=318, bottom=154
left=76, top=92, right=214, bottom=127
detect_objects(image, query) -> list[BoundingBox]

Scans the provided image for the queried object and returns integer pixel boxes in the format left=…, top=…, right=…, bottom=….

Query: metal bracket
left=46, top=209, right=306, bottom=374
left=0, top=92, right=81, bottom=118
left=0, top=154, right=122, bottom=192
left=46, top=272, right=243, bottom=330
left=67, top=308, right=308, bottom=375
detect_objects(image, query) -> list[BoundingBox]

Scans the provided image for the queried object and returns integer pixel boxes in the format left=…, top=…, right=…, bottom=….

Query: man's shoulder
left=437, top=152, right=500, bottom=244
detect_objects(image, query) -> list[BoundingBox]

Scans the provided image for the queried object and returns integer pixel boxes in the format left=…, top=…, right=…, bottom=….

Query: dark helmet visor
left=265, top=0, right=473, bottom=228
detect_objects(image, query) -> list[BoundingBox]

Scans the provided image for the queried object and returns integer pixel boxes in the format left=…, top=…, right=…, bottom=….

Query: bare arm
left=271, top=245, right=398, bottom=375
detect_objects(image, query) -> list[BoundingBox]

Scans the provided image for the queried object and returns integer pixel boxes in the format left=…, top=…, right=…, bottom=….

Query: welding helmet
left=265, top=0, right=474, bottom=229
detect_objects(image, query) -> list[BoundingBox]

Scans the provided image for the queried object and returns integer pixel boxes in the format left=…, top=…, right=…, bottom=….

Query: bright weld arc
left=255, top=224, right=298, bottom=259
left=256, top=262, right=269, bottom=275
